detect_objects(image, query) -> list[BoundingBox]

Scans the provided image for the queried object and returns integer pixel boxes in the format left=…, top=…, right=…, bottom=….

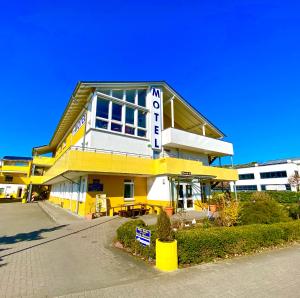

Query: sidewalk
left=38, top=200, right=84, bottom=225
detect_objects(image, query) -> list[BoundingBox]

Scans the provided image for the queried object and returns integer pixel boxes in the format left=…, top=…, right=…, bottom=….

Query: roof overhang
left=33, top=81, right=226, bottom=155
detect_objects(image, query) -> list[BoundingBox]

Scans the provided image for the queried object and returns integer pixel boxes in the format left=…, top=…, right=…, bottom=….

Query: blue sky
left=0, top=0, right=299, bottom=164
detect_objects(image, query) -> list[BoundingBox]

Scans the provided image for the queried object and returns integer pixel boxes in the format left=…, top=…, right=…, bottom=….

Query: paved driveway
left=0, top=202, right=157, bottom=297
left=1, top=201, right=300, bottom=298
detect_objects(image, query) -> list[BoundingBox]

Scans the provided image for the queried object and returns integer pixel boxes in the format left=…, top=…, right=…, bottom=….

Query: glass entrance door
left=177, top=183, right=194, bottom=210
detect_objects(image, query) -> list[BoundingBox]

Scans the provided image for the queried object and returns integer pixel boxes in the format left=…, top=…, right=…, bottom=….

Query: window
left=5, top=176, right=13, bottom=182
left=96, top=119, right=108, bottom=129
left=125, top=90, right=136, bottom=103
left=112, top=90, right=124, bottom=99
left=111, top=122, right=122, bottom=132
left=236, top=185, right=257, bottom=191
left=239, top=173, right=255, bottom=180
left=112, top=103, right=122, bottom=121
left=126, top=107, right=135, bottom=124
left=125, top=126, right=135, bottom=135
left=96, top=99, right=109, bottom=119
left=124, top=179, right=134, bottom=200
left=260, top=171, right=287, bottom=179
left=138, top=111, right=146, bottom=128
left=286, top=184, right=291, bottom=191
left=95, top=88, right=148, bottom=138
left=138, top=89, right=147, bottom=107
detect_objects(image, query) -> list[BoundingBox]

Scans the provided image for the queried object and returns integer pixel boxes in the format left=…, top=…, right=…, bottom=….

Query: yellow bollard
left=22, top=198, right=27, bottom=204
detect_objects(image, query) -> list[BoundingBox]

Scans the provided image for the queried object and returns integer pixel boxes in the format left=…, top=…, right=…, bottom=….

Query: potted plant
left=155, top=210, right=178, bottom=271
left=209, top=193, right=218, bottom=212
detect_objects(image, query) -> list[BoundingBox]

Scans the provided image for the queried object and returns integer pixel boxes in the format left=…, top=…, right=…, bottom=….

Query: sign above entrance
left=150, top=87, right=162, bottom=151
left=181, top=171, right=192, bottom=176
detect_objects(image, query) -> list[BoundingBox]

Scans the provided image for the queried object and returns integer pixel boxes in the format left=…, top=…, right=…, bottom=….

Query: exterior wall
left=89, top=129, right=151, bottom=156
left=232, top=161, right=299, bottom=192
left=163, top=148, right=209, bottom=165
left=0, top=183, right=26, bottom=198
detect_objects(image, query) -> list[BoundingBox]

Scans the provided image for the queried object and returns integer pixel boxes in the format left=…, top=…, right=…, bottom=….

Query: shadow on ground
left=0, top=198, right=22, bottom=204
left=0, top=225, right=67, bottom=245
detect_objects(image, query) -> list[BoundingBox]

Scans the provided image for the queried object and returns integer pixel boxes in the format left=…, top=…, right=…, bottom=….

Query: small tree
left=288, top=172, right=300, bottom=192
left=156, top=209, right=173, bottom=242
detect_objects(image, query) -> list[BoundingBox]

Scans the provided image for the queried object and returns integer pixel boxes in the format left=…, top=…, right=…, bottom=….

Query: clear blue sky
left=0, top=0, right=299, bottom=164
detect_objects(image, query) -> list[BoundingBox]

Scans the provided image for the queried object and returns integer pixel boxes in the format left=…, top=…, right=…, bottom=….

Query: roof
left=33, top=81, right=226, bottom=155
left=2, top=156, right=32, bottom=161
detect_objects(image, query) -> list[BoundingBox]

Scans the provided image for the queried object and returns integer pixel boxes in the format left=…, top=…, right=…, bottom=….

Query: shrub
left=286, top=204, right=300, bottom=220
left=217, top=200, right=239, bottom=226
left=116, top=219, right=156, bottom=259
left=237, top=191, right=299, bottom=204
left=156, top=210, right=173, bottom=241
left=239, top=192, right=290, bottom=225
left=176, top=221, right=300, bottom=264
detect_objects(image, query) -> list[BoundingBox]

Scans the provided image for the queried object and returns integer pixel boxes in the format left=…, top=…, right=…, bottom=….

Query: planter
left=164, top=206, right=174, bottom=217
left=22, top=198, right=27, bottom=204
left=156, top=239, right=178, bottom=272
left=209, top=204, right=217, bottom=212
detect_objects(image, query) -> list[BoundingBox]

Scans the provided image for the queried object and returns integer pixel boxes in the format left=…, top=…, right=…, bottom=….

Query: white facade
left=0, top=184, right=26, bottom=198
left=231, top=158, right=300, bottom=192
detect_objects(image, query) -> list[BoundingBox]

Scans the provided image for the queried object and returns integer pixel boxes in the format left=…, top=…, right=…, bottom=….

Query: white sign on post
left=151, top=87, right=162, bottom=151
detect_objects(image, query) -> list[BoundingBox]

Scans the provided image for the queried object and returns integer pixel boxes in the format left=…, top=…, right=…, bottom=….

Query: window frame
left=123, top=179, right=134, bottom=201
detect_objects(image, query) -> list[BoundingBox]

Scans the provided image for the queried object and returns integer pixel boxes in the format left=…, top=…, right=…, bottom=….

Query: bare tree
left=288, top=172, right=300, bottom=192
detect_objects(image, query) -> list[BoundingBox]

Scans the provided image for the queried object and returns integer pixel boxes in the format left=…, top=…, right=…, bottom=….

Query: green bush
left=116, top=219, right=156, bottom=259
left=239, top=192, right=290, bottom=225
left=237, top=191, right=299, bottom=204
left=286, top=204, right=300, bottom=220
left=176, top=221, right=300, bottom=264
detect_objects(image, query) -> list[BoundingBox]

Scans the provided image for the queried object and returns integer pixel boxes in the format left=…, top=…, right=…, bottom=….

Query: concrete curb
left=38, top=201, right=58, bottom=223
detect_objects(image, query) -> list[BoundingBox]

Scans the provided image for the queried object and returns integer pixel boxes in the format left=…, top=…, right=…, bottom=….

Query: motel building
left=3, top=81, right=238, bottom=216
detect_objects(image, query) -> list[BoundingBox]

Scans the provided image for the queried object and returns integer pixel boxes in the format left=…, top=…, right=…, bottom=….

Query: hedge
left=237, top=191, right=299, bottom=204
left=116, top=219, right=156, bottom=259
left=176, top=221, right=300, bottom=264
left=116, top=220, right=300, bottom=265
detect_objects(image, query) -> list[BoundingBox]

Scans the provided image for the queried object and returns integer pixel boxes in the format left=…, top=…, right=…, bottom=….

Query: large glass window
left=138, top=89, right=147, bottom=107
left=95, top=88, right=148, bottom=138
left=112, top=103, right=122, bottom=121
left=125, top=90, right=136, bottom=104
left=236, top=185, right=258, bottom=191
left=239, top=173, right=255, bottom=180
left=112, top=90, right=124, bottom=99
left=96, top=99, right=109, bottom=119
left=126, top=107, right=135, bottom=124
left=138, top=111, right=146, bottom=128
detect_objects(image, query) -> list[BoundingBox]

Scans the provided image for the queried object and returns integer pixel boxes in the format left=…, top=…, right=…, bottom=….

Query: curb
left=38, top=201, right=58, bottom=223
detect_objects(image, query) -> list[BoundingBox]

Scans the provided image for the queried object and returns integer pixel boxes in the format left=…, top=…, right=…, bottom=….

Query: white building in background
left=231, top=157, right=300, bottom=192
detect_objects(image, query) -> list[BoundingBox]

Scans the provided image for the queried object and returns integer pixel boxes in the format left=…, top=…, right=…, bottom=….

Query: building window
left=239, top=173, right=255, bottom=180
left=260, top=171, right=287, bottom=179
left=286, top=184, right=291, bottom=191
left=236, top=185, right=257, bottom=191
left=125, top=90, right=136, bottom=104
left=5, top=176, right=13, bottom=182
left=124, top=179, right=134, bottom=200
left=96, top=88, right=148, bottom=138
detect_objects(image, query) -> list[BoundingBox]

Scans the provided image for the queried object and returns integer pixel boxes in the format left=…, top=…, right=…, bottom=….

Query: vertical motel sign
left=151, top=87, right=162, bottom=151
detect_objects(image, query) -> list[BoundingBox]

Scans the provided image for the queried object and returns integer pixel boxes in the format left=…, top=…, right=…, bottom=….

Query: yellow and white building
left=26, top=81, right=238, bottom=216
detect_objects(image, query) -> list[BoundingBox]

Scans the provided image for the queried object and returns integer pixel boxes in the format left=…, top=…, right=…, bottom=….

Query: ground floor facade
left=48, top=173, right=216, bottom=217
left=0, top=183, right=26, bottom=199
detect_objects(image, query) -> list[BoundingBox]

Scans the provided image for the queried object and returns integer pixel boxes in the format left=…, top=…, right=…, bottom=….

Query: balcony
left=162, top=128, right=234, bottom=156
left=33, top=156, right=55, bottom=167
left=0, top=165, right=30, bottom=174
left=42, top=146, right=237, bottom=183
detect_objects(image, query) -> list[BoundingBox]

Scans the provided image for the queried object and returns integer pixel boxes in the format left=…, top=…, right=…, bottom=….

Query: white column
left=202, top=123, right=206, bottom=136
left=170, top=97, right=174, bottom=128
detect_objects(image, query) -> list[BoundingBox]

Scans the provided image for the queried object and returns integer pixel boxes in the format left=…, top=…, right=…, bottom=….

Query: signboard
left=136, top=227, right=151, bottom=246
left=151, top=87, right=162, bottom=151
left=181, top=171, right=192, bottom=176
left=72, top=114, right=86, bottom=135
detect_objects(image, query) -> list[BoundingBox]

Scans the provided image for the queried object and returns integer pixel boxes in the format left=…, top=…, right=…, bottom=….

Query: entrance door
left=177, top=183, right=194, bottom=210
left=17, top=187, right=22, bottom=198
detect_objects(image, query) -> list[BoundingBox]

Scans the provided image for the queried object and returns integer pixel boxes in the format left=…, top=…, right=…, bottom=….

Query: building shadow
left=0, top=198, right=22, bottom=204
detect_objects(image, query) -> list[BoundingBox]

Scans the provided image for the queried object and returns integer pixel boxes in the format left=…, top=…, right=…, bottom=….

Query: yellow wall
left=54, top=113, right=86, bottom=160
